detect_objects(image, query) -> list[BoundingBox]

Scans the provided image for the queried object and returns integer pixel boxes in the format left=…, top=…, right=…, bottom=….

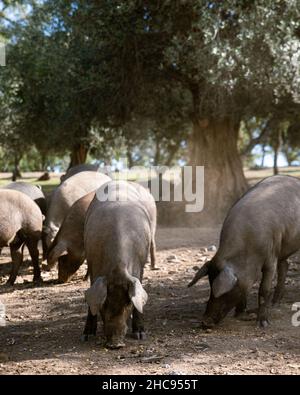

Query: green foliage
left=1, top=1, right=300, bottom=171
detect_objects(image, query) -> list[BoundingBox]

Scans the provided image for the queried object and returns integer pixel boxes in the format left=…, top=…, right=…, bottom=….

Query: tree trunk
left=68, top=143, right=88, bottom=169
left=165, top=144, right=178, bottom=167
left=261, top=144, right=266, bottom=168
left=273, top=150, right=278, bottom=175
left=126, top=146, right=134, bottom=168
left=40, top=152, right=47, bottom=172
left=273, top=129, right=281, bottom=175
left=12, top=156, right=22, bottom=181
left=154, top=136, right=161, bottom=166
left=187, top=117, right=248, bottom=224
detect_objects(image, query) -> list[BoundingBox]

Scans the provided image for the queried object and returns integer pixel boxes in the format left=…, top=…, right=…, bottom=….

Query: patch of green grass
left=1, top=166, right=300, bottom=197
left=0, top=176, right=60, bottom=197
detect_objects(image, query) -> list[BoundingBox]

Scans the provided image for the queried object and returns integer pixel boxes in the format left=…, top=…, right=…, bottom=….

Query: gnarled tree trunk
left=187, top=117, right=248, bottom=224
left=272, top=128, right=281, bottom=175
left=12, top=155, right=22, bottom=181
left=158, top=116, right=248, bottom=226
left=68, top=143, right=88, bottom=169
left=261, top=144, right=266, bottom=168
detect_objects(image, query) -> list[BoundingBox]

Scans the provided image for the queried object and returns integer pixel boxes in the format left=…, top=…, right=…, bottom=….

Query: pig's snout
left=106, top=338, right=126, bottom=349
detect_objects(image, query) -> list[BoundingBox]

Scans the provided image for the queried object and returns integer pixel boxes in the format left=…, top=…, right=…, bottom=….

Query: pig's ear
left=212, top=266, right=237, bottom=298
left=188, top=261, right=211, bottom=287
left=47, top=242, right=67, bottom=268
left=85, top=277, right=107, bottom=316
left=128, top=277, right=148, bottom=314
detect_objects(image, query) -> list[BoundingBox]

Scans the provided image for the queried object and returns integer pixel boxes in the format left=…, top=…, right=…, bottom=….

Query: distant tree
left=2, top=1, right=300, bottom=223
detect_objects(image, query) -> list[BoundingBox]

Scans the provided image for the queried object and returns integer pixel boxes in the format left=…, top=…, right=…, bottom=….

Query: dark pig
left=83, top=181, right=156, bottom=348
left=3, top=181, right=47, bottom=215
left=47, top=181, right=156, bottom=283
left=189, top=175, right=300, bottom=328
left=0, top=190, right=43, bottom=285
left=3, top=182, right=47, bottom=259
left=47, top=191, right=95, bottom=283
left=44, top=171, right=110, bottom=247
left=60, top=164, right=99, bottom=184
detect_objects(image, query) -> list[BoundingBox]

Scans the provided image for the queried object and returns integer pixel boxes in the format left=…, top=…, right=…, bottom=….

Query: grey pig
left=44, top=171, right=110, bottom=247
left=83, top=181, right=157, bottom=349
left=0, top=190, right=43, bottom=285
left=3, top=181, right=47, bottom=259
left=60, top=163, right=99, bottom=184
left=47, top=182, right=156, bottom=283
left=189, top=175, right=300, bottom=328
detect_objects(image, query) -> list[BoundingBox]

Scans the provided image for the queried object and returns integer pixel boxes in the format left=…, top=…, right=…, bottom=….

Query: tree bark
left=126, top=145, right=134, bottom=168
left=154, top=136, right=161, bottom=166
left=187, top=116, right=248, bottom=224
left=261, top=144, right=266, bottom=168
left=68, top=143, right=88, bottom=169
left=40, top=152, right=47, bottom=172
left=165, top=144, right=178, bottom=167
left=12, top=155, right=22, bottom=181
left=272, top=129, right=281, bottom=175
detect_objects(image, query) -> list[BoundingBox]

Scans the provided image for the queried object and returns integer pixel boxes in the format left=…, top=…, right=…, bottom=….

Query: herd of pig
left=0, top=166, right=299, bottom=349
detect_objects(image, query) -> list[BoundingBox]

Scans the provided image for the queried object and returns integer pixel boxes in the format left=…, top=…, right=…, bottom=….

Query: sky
left=253, top=145, right=289, bottom=167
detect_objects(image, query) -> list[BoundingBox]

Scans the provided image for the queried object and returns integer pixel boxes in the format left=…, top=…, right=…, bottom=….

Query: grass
left=244, top=166, right=300, bottom=185
left=0, top=165, right=299, bottom=196
left=0, top=173, right=60, bottom=197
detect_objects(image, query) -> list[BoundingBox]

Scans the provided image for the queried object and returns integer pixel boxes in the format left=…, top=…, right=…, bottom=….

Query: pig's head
left=57, top=254, right=83, bottom=283
left=47, top=240, right=82, bottom=283
left=85, top=272, right=148, bottom=349
left=188, top=260, right=242, bottom=328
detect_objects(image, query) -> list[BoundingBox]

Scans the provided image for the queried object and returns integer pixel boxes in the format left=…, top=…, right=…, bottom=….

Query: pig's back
left=218, top=175, right=300, bottom=257
left=0, top=190, right=42, bottom=244
left=85, top=197, right=151, bottom=280
left=47, top=171, right=110, bottom=227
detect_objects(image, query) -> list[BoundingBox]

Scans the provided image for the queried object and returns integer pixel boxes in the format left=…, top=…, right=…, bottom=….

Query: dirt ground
left=0, top=226, right=300, bottom=375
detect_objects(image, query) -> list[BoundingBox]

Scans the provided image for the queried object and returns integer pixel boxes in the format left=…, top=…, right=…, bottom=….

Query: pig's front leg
left=272, top=259, right=289, bottom=305
left=81, top=308, right=97, bottom=341
left=258, top=265, right=276, bottom=328
left=132, top=308, right=146, bottom=340
left=235, top=293, right=247, bottom=317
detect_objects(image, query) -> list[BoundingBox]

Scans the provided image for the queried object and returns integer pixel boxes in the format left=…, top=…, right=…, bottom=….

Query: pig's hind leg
left=272, top=259, right=289, bottom=305
left=26, top=238, right=42, bottom=284
left=150, top=238, right=157, bottom=270
left=7, top=238, right=24, bottom=286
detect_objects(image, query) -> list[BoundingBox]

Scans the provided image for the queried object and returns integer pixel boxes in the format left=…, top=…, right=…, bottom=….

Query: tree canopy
left=1, top=1, right=300, bottom=221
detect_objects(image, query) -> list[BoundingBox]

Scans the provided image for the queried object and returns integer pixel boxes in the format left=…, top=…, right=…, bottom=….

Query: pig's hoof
left=201, top=319, right=215, bottom=330
left=140, top=331, right=147, bottom=340
left=259, top=319, right=270, bottom=328
left=236, top=311, right=256, bottom=321
left=132, top=331, right=146, bottom=340
left=80, top=334, right=95, bottom=342
left=80, top=334, right=88, bottom=342
left=106, top=342, right=125, bottom=349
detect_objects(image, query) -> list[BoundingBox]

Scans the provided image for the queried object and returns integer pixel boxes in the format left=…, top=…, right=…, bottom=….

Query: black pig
left=189, top=175, right=300, bottom=328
